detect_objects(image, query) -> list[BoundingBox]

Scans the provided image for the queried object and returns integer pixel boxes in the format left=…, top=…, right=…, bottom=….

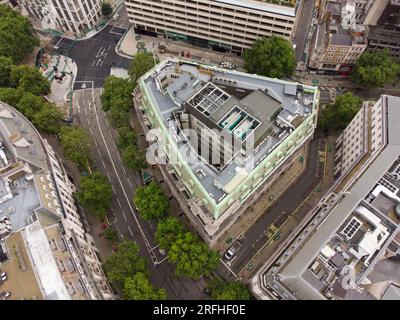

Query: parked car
left=112, top=14, right=119, bottom=21
left=0, top=291, right=10, bottom=300
left=0, top=272, right=6, bottom=281
left=224, top=240, right=242, bottom=260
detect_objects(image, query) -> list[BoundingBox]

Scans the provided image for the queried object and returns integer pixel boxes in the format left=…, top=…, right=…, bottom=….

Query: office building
left=251, top=95, right=400, bottom=300
left=134, top=58, right=319, bottom=244
left=0, top=101, right=113, bottom=300
left=18, top=0, right=102, bottom=35
left=125, top=0, right=300, bottom=55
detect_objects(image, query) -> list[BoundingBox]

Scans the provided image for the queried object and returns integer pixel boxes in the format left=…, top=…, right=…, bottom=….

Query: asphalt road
left=74, top=87, right=207, bottom=300
left=294, top=0, right=316, bottom=63
left=221, top=138, right=321, bottom=276
left=51, top=24, right=131, bottom=89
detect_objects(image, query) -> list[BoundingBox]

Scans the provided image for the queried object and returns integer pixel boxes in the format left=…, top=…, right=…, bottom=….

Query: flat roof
left=215, top=0, right=296, bottom=17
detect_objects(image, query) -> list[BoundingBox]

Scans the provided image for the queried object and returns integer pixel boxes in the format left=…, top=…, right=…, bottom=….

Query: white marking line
left=105, top=169, right=111, bottom=181
left=93, top=139, right=98, bottom=147
left=108, top=44, right=112, bottom=50
left=157, top=257, right=168, bottom=265
left=116, top=152, right=122, bottom=162
left=127, top=179, right=133, bottom=187
left=100, top=60, right=104, bottom=67
left=96, top=59, right=102, bottom=67
left=89, top=125, right=94, bottom=135
left=54, top=37, right=64, bottom=47
left=97, top=149, right=102, bottom=158
left=122, top=166, right=127, bottom=175
left=220, top=258, right=239, bottom=279
left=84, top=108, right=88, bottom=116
left=93, top=92, right=157, bottom=264
left=117, top=198, right=122, bottom=208
left=77, top=105, right=80, bottom=113
left=91, top=60, right=95, bottom=67
left=128, top=226, right=133, bottom=237
left=122, top=210, right=127, bottom=222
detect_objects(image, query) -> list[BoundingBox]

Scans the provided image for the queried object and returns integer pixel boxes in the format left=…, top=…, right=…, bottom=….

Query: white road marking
left=105, top=169, right=111, bottom=181
left=89, top=125, right=94, bottom=135
left=122, top=166, right=127, bottom=175
left=117, top=198, right=122, bottom=208
left=91, top=60, right=95, bottom=67
left=98, top=149, right=102, bottom=158
left=54, top=37, right=64, bottom=47
left=100, top=60, right=104, bottom=67
left=122, top=210, right=127, bottom=222
left=127, top=179, right=133, bottom=187
left=220, top=258, right=239, bottom=279
left=128, top=226, right=133, bottom=237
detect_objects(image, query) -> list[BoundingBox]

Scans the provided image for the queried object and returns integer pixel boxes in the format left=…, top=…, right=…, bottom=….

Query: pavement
left=50, top=24, right=131, bottom=89
left=72, top=86, right=208, bottom=300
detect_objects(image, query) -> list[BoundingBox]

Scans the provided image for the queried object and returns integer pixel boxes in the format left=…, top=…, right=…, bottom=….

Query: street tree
left=104, top=227, right=119, bottom=243
left=101, top=76, right=134, bottom=112
left=10, top=64, right=50, bottom=95
left=0, top=5, right=39, bottom=63
left=243, top=36, right=296, bottom=78
left=16, top=92, right=44, bottom=120
left=318, top=92, right=363, bottom=133
left=0, top=55, right=13, bottom=87
left=101, top=2, right=113, bottom=17
left=116, top=126, right=137, bottom=150
left=351, top=50, right=400, bottom=89
left=0, top=87, right=23, bottom=107
left=129, top=52, right=159, bottom=81
left=134, top=181, right=169, bottom=221
left=103, top=240, right=148, bottom=289
left=33, top=102, right=64, bottom=134
left=76, top=172, right=113, bottom=219
left=123, top=272, right=167, bottom=300
left=155, top=217, right=185, bottom=251
left=168, top=232, right=220, bottom=279
left=122, top=144, right=148, bottom=172
left=207, top=278, right=252, bottom=300
left=59, top=126, right=92, bottom=169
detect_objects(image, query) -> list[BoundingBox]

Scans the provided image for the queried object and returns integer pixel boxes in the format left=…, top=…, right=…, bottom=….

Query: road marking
left=98, top=149, right=102, bottom=158
left=96, top=59, right=102, bottom=67
left=117, top=198, right=122, bottom=208
left=91, top=60, right=95, bottom=67
left=220, top=258, right=239, bottom=279
left=128, top=226, right=133, bottom=237
left=93, top=92, right=157, bottom=265
left=127, top=179, right=133, bottom=187
left=54, top=37, right=64, bottom=47
left=122, top=166, right=127, bottom=175
left=77, top=105, right=80, bottom=113
left=122, top=210, right=127, bottom=222
left=93, top=139, right=98, bottom=147
left=100, top=60, right=104, bottom=67
left=108, top=44, right=111, bottom=50
left=157, top=256, right=168, bottom=265
left=105, top=169, right=111, bottom=181
left=89, top=125, right=94, bottom=135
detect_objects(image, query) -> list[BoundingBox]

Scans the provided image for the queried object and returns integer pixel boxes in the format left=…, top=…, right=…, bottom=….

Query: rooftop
left=141, top=59, right=318, bottom=204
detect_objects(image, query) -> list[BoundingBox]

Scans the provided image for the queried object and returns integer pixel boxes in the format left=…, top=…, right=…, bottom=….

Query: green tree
left=101, top=76, right=134, bottom=112
left=123, top=272, right=167, bottom=300
left=129, top=52, right=159, bottom=81
left=0, top=87, right=23, bottom=106
left=101, top=2, right=113, bottom=17
left=59, top=126, right=92, bottom=169
left=104, top=227, right=119, bottom=243
left=243, top=36, right=295, bottom=78
left=103, top=240, right=147, bottom=289
left=0, top=5, right=39, bottom=63
left=0, top=55, right=13, bottom=87
left=207, top=278, right=251, bottom=300
left=76, top=172, right=113, bottom=219
left=122, top=144, right=148, bottom=171
left=351, top=50, right=400, bottom=89
left=10, top=65, right=50, bottom=95
left=134, top=181, right=169, bottom=221
left=16, top=92, right=44, bottom=120
left=108, top=105, right=130, bottom=128
left=168, top=232, right=219, bottom=279
left=318, top=92, right=363, bottom=133
left=117, top=126, right=137, bottom=150
left=155, top=217, right=185, bottom=251
left=33, top=102, right=64, bottom=134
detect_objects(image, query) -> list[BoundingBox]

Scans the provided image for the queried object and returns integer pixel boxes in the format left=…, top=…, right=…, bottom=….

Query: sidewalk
left=117, top=28, right=244, bottom=68
left=214, top=145, right=308, bottom=254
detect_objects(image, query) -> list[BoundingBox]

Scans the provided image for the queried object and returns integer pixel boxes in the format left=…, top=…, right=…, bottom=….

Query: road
left=218, top=138, right=321, bottom=278
left=74, top=86, right=208, bottom=299
left=51, top=24, right=131, bottom=89
left=294, top=0, right=316, bottom=63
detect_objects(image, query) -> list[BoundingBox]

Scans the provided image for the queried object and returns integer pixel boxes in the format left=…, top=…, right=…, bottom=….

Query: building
left=363, top=0, right=400, bottom=56
left=134, top=58, right=319, bottom=245
left=17, top=0, right=102, bottom=35
left=251, top=95, right=400, bottom=300
left=124, top=0, right=300, bottom=55
left=0, top=101, right=113, bottom=300
left=309, top=0, right=368, bottom=74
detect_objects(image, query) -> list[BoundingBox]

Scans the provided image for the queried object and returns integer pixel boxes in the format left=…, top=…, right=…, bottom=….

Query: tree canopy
left=122, top=144, right=148, bottom=172
left=59, top=126, right=92, bottom=169
left=0, top=5, right=39, bottom=63
left=351, top=50, right=400, bottom=89
left=100, top=76, right=134, bottom=113
left=155, top=217, right=185, bottom=251
left=117, top=126, right=137, bottom=150
left=76, top=172, right=113, bottom=219
left=129, top=52, right=159, bottom=81
left=104, top=227, right=119, bottom=243
left=134, top=182, right=169, bottom=221
left=10, top=64, right=50, bottom=95
left=103, top=240, right=147, bottom=289
left=207, top=278, right=252, bottom=300
left=101, top=2, right=113, bottom=17
left=32, top=102, right=64, bottom=134
left=0, top=87, right=22, bottom=106
left=318, top=92, right=363, bottom=134
left=15, top=92, right=43, bottom=119
left=168, top=232, right=220, bottom=279
left=123, top=272, right=167, bottom=300
left=0, top=55, right=13, bottom=87
left=243, top=36, right=295, bottom=78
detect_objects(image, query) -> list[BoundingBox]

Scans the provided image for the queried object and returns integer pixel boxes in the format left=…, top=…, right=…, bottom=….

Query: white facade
left=18, top=0, right=101, bottom=35
left=125, top=0, right=298, bottom=54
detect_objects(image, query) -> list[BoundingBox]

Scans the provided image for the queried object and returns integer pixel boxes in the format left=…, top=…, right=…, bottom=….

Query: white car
left=112, top=14, right=119, bottom=21
left=0, top=272, right=6, bottom=281
left=224, top=248, right=235, bottom=260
